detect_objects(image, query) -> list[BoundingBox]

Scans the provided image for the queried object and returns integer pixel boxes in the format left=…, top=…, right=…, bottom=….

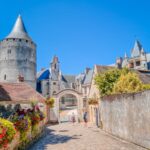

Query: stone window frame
left=7, top=49, right=11, bottom=54
left=53, top=91, right=56, bottom=94
left=136, top=61, right=141, bottom=66
left=4, top=74, right=6, bottom=80
left=53, top=82, right=56, bottom=85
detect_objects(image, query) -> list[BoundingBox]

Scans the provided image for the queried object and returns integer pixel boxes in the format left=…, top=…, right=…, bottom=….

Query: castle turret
left=122, top=52, right=128, bottom=68
left=131, top=40, right=142, bottom=58
left=116, top=57, right=123, bottom=69
left=0, top=15, right=36, bottom=88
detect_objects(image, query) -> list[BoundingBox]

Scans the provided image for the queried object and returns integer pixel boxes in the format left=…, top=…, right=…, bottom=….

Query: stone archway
left=53, top=89, right=83, bottom=123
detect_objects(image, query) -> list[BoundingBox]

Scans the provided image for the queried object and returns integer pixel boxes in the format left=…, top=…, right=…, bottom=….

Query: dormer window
left=129, top=62, right=134, bottom=68
left=136, top=61, right=141, bottom=66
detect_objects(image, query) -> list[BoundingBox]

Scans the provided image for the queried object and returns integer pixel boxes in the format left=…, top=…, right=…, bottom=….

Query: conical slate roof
left=124, top=52, right=128, bottom=58
left=6, top=15, right=32, bottom=41
left=131, top=40, right=142, bottom=57
left=133, top=40, right=142, bottom=51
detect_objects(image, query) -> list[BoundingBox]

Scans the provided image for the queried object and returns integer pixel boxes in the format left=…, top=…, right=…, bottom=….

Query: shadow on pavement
left=29, top=127, right=80, bottom=150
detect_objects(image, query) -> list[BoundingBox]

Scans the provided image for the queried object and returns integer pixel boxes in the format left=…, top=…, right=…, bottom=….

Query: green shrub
left=94, top=67, right=150, bottom=97
left=113, top=72, right=143, bottom=94
left=95, top=68, right=121, bottom=97
left=142, top=84, right=150, bottom=90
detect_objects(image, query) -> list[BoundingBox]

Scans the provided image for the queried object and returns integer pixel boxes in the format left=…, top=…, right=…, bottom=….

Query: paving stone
left=29, top=123, right=147, bottom=150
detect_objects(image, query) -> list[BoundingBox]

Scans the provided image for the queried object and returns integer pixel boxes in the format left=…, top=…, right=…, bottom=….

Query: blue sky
left=0, top=0, right=150, bottom=74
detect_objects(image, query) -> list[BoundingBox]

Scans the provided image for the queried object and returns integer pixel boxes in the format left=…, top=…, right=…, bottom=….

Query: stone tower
left=0, top=15, right=36, bottom=88
left=49, top=56, right=60, bottom=96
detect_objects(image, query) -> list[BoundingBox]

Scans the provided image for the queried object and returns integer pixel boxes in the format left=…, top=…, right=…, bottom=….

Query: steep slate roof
left=62, top=75, right=76, bottom=83
left=134, top=70, right=150, bottom=84
left=37, top=69, right=50, bottom=81
left=6, top=15, right=32, bottom=41
left=131, top=40, right=142, bottom=58
left=76, top=73, right=85, bottom=83
left=0, top=82, right=45, bottom=103
left=61, top=75, right=76, bottom=88
left=95, top=65, right=115, bottom=74
left=83, top=69, right=93, bottom=85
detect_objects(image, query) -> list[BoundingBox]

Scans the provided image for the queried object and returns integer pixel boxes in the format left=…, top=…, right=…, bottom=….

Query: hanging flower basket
left=88, top=98, right=99, bottom=105
left=45, top=98, right=55, bottom=108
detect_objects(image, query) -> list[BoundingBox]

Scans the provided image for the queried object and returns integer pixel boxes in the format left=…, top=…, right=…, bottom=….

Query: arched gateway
left=52, top=88, right=83, bottom=123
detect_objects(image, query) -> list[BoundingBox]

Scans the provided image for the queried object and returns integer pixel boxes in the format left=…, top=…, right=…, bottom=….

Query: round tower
left=0, top=15, right=36, bottom=88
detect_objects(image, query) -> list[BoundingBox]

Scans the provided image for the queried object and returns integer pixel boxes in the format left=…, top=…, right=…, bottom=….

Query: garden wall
left=101, top=90, right=150, bottom=149
left=0, top=121, right=45, bottom=150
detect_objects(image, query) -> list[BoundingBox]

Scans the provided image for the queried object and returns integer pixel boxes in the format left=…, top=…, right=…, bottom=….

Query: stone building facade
left=0, top=15, right=36, bottom=88
left=116, top=40, right=150, bottom=72
left=37, top=56, right=93, bottom=122
left=37, top=56, right=93, bottom=101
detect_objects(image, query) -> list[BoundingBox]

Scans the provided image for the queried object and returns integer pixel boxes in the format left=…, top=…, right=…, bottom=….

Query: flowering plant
left=88, top=98, right=99, bottom=105
left=29, top=112, right=41, bottom=125
left=0, top=118, right=16, bottom=148
left=39, top=111, right=45, bottom=121
left=14, top=117, right=31, bottom=132
left=45, top=98, right=55, bottom=108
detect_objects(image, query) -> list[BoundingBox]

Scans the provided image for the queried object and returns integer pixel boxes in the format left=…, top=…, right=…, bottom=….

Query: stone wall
left=0, top=39, right=36, bottom=89
left=0, top=121, right=45, bottom=150
left=101, top=90, right=150, bottom=149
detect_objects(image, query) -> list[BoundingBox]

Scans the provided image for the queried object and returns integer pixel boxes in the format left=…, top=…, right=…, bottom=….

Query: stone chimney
left=41, top=68, right=45, bottom=71
left=85, top=67, right=91, bottom=74
left=17, top=75, right=24, bottom=82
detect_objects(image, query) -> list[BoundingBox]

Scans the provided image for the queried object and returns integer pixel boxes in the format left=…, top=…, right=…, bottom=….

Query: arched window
left=4, top=75, right=6, bottom=80
left=62, top=97, right=65, bottom=104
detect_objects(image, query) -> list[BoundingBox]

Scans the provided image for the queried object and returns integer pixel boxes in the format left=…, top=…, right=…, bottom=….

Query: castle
left=116, top=40, right=150, bottom=73
left=0, top=15, right=36, bottom=88
left=1, top=15, right=150, bottom=123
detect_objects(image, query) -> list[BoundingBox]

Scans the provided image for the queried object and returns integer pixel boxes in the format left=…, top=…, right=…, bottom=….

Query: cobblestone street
left=29, top=123, right=147, bottom=150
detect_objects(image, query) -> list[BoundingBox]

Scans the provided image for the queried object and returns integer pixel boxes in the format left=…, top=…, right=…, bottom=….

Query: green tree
left=113, top=72, right=143, bottom=94
left=95, top=68, right=121, bottom=97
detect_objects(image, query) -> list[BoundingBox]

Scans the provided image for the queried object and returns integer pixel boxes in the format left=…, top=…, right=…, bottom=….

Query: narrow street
left=29, top=123, right=147, bottom=150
